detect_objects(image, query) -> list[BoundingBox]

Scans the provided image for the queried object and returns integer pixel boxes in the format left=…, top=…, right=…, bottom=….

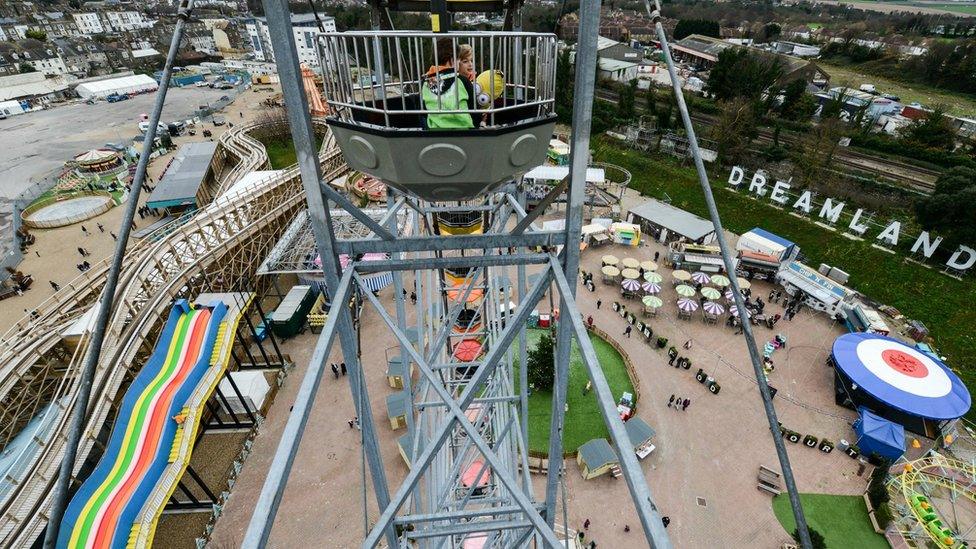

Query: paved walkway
left=210, top=235, right=869, bottom=548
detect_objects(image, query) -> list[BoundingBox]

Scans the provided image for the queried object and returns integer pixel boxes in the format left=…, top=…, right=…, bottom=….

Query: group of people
left=76, top=260, right=92, bottom=272
left=330, top=362, right=347, bottom=378
left=667, top=394, right=691, bottom=411
left=137, top=204, right=160, bottom=219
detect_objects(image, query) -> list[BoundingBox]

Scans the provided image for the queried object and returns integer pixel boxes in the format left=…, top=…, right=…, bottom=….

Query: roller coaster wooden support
left=0, top=121, right=339, bottom=547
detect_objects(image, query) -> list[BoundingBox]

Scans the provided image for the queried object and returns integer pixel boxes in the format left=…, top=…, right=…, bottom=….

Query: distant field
left=821, top=0, right=976, bottom=16
left=819, top=60, right=976, bottom=117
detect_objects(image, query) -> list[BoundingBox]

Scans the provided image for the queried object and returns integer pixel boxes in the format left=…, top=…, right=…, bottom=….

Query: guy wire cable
left=638, top=0, right=814, bottom=547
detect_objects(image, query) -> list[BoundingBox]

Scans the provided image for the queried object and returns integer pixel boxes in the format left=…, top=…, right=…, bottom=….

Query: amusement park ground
left=207, top=212, right=890, bottom=549
left=0, top=87, right=279, bottom=326
left=0, top=87, right=898, bottom=547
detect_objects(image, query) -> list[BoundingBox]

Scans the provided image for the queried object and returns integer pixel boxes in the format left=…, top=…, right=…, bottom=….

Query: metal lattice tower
left=243, top=0, right=673, bottom=547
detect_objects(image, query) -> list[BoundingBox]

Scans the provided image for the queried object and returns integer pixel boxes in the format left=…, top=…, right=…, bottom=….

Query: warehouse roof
left=628, top=198, right=716, bottom=241
left=146, top=142, right=217, bottom=209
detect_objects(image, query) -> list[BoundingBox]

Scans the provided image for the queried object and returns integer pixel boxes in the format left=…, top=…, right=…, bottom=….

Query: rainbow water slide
left=58, top=299, right=227, bottom=549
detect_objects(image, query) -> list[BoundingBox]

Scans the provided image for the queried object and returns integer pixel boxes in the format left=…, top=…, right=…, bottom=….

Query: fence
left=0, top=178, right=54, bottom=281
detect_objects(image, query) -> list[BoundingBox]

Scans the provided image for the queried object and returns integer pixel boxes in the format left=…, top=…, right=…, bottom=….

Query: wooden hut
left=576, top=438, right=619, bottom=480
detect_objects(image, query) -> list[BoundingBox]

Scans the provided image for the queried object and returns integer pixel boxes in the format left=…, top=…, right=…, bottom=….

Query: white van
left=139, top=121, right=168, bottom=134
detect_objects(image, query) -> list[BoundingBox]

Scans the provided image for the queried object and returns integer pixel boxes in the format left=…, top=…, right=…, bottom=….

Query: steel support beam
left=356, top=275, right=562, bottom=548
left=318, top=181, right=395, bottom=240
left=511, top=178, right=568, bottom=235
left=254, top=1, right=395, bottom=545
left=544, top=0, right=599, bottom=531
left=362, top=266, right=555, bottom=548
left=550, top=261, right=672, bottom=548
left=336, top=231, right=564, bottom=255
left=354, top=253, right=550, bottom=273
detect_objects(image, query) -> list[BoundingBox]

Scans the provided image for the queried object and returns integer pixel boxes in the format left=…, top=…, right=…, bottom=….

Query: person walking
left=662, top=516, right=670, bottom=528
left=77, top=246, right=86, bottom=257
left=410, top=291, right=417, bottom=305
left=35, top=250, right=40, bottom=258
left=624, top=525, right=630, bottom=533
left=81, top=225, right=89, bottom=236
left=596, top=299, right=602, bottom=310
left=624, top=325, right=632, bottom=338
left=49, top=281, right=60, bottom=291
left=682, top=398, right=690, bottom=411
left=583, top=518, right=590, bottom=530
left=340, top=362, right=347, bottom=375
left=683, top=339, right=692, bottom=350
left=668, top=346, right=678, bottom=365
left=331, top=363, right=339, bottom=379
left=586, top=315, right=594, bottom=328
left=654, top=251, right=660, bottom=262
left=110, top=232, right=118, bottom=241
left=768, top=290, right=775, bottom=301
left=668, top=394, right=675, bottom=408
left=96, top=223, right=105, bottom=233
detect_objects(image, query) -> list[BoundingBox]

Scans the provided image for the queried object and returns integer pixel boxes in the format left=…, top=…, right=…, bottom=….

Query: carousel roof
left=74, top=148, right=118, bottom=165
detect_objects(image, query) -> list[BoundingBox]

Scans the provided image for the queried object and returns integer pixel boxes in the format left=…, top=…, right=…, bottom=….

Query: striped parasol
left=642, top=295, right=662, bottom=308
left=729, top=305, right=741, bottom=317
left=621, top=268, right=641, bottom=280
left=621, top=278, right=641, bottom=291
left=703, top=301, right=725, bottom=315
left=711, top=274, right=731, bottom=287
left=643, top=271, right=663, bottom=284
left=691, top=271, right=711, bottom=285
left=675, top=284, right=696, bottom=297
left=700, top=287, right=721, bottom=300
left=640, top=260, right=658, bottom=272
left=641, top=281, right=661, bottom=294
left=725, top=288, right=739, bottom=301
left=677, top=297, right=700, bottom=312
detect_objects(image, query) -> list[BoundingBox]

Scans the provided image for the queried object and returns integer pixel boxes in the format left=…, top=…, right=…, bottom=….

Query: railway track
left=594, top=88, right=941, bottom=193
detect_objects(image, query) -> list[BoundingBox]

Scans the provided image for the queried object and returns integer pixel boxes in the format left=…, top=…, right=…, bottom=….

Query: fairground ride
left=890, top=455, right=976, bottom=548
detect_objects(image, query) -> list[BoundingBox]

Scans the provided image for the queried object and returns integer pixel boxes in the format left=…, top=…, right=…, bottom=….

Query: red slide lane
left=90, top=310, right=210, bottom=549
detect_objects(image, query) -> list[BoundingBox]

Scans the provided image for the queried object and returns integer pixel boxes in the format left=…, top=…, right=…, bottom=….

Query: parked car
left=106, top=93, right=130, bottom=103
left=139, top=121, right=167, bottom=134
left=195, top=80, right=209, bottom=87
left=216, top=82, right=234, bottom=90
left=104, top=142, right=126, bottom=152
left=212, top=116, right=226, bottom=126
left=219, top=95, right=230, bottom=101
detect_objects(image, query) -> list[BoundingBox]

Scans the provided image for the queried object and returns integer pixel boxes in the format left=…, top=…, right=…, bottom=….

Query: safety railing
left=318, top=31, right=557, bottom=131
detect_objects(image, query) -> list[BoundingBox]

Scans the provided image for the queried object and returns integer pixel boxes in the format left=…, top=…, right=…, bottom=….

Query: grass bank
left=593, top=140, right=976, bottom=417
left=819, top=60, right=976, bottom=118
left=260, top=135, right=324, bottom=169
left=772, top=493, right=887, bottom=548
left=516, top=328, right=635, bottom=455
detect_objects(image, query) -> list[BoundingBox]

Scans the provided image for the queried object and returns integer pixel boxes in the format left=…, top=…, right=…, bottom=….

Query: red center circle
left=881, top=349, right=928, bottom=378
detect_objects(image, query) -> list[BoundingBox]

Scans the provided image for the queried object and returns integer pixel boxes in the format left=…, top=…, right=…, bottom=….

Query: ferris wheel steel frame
left=244, top=0, right=671, bottom=546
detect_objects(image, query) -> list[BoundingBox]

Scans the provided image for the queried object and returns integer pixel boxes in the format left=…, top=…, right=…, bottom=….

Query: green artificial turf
left=515, top=328, right=636, bottom=455
left=593, top=140, right=976, bottom=419
left=772, top=493, right=887, bottom=549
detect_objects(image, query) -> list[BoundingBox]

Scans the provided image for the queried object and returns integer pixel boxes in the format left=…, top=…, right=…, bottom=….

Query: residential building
left=245, top=14, right=334, bottom=66
left=52, top=38, right=91, bottom=74
left=32, top=12, right=81, bottom=38
left=103, top=11, right=152, bottom=33
left=72, top=13, right=104, bottom=35
left=189, top=31, right=217, bottom=55
left=14, top=47, right=69, bottom=76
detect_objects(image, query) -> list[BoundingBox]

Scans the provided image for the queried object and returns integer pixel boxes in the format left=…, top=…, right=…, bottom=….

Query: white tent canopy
left=75, top=74, right=158, bottom=99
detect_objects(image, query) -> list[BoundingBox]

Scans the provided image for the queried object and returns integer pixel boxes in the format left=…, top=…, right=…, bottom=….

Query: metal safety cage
left=317, top=31, right=559, bottom=202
